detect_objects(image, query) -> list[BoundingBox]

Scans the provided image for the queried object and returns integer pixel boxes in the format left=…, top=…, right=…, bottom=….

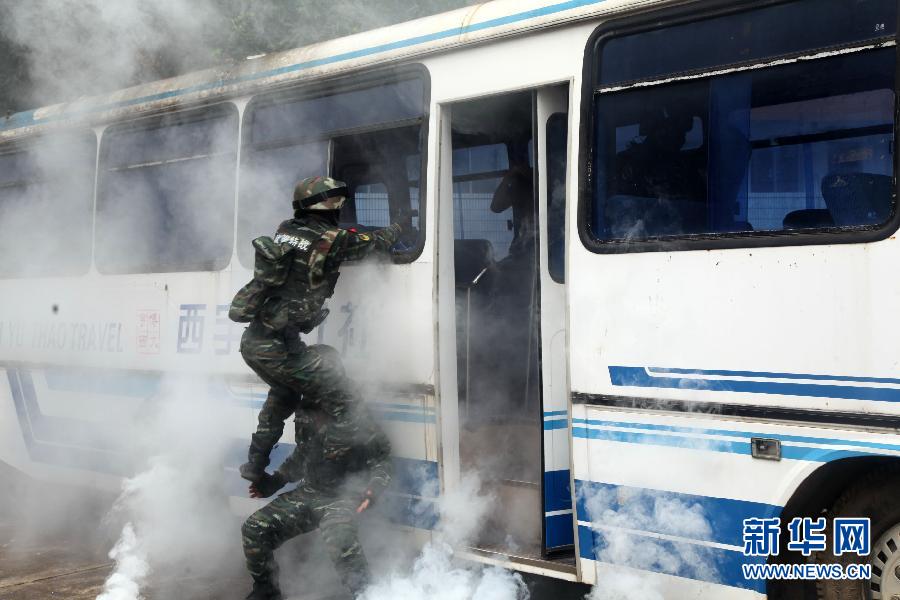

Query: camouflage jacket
left=230, top=214, right=400, bottom=329
left=276, top=404, right=393, bottom=496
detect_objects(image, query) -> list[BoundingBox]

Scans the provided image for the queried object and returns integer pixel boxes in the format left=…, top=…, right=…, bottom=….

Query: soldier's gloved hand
left=389, top=238, right=413, bottom=254
left=356, top=488, right=377, bottom=514
left=239, top=461, right=267, bottom=484
left=249, top=471, right=286, bottom=499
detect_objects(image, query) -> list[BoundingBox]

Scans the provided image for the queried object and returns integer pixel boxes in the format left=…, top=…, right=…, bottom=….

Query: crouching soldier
left=230, top=176, right=402, bottom=483
left=241, top=393, right=393, bottom=600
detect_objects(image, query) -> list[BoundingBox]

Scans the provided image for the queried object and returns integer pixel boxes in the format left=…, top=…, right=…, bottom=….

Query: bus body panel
left=568, top=241, right=900, bottom=417
left=572, top=404, right=900, bottom=593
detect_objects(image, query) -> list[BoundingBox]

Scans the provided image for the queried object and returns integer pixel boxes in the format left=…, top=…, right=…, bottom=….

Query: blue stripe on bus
left=8, top=368, right=133, bottom=475
left=574, top=480, right=780, bottom=548
left=572, top=418, right=900, bottom=454
left=572, top=426, right=877, bottom=462
left=544, top=469, right=572, bottom=513
left=543, top=410, right=569, bottom=417
left=543, top=419, right=568, bottom=430
left=225, top=442, right=439, bottom=498
left=382, top=493, right=439, bottom=530
left=647, top=366, right=900, bottom=386
left=546, top=513, right=574, bottom=548
left=368, top=402, right=436, bottom=413
left=44, top=368, right=161, bottom=397
left=371, top=411, right=437, bottom=424
left=9, top=365, right=440, bottom=530
left=234, top=398, right=436, bottom=423
left=577, top=524, right=767, bottom=592
left=610, top=365, right=900, bottom=403
left=1, top=0, right=608, bottom=130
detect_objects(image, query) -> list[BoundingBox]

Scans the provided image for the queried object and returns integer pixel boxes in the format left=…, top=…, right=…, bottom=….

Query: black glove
left=239, top=461, right=266, bottom=484
left=249, top=471, right=286, bottom=499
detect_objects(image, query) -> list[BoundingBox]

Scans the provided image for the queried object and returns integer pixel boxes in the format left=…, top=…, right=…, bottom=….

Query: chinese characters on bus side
left=175, top=302, right=363, bottom=355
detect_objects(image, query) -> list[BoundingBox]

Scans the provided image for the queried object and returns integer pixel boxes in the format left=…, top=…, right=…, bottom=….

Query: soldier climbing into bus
left=229, top=175, right=401, bottom=483
left=229, top=175, right=402, bottom=599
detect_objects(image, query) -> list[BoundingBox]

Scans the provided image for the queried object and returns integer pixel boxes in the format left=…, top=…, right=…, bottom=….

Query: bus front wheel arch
left=815, top=464, right=900, bottom=600
left=768, top=456, right=900, bottom=600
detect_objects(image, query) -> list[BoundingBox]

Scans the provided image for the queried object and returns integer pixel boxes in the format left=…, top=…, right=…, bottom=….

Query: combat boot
left=245, top=581, right=283, bottom=600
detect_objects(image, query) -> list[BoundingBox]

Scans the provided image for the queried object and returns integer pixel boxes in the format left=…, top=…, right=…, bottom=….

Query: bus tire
left=816, top=465, right=900, bottom=600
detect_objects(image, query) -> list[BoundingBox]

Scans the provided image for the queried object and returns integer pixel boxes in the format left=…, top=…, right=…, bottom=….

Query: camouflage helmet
left=293, top=176, right=348, bottom=212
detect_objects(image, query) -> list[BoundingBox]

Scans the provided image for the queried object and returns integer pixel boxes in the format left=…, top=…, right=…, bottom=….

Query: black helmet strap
left=292, top=186, right=349, bottom=211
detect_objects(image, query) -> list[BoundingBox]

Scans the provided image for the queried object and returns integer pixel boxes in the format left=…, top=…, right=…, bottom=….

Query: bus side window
left=331, top=127, right=422, bottom=235
left=239, top=75, right=428, bottom=266
left=0, top=134, right=95, bottom=278
left=96, top=105, right=238, bottom=274
left=589, top=0, right=898, bottom=247
left=546, top=113, right=567, bottom=283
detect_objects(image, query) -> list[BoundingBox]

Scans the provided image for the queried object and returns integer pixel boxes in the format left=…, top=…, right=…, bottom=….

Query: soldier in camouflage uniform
left=241, top=396, right=393, bottom=600
left=230, top=176, right=401, bottom=483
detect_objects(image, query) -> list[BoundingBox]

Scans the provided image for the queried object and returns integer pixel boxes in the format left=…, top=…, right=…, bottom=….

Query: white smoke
left=0, top=0, right=223, bottom=107
left=96, top=523, right=148, bottom=600
left=361, top=473, right=530, bottom=600
left=93, top=376, right=242, bottom=600
left=582, top=484, right=719, bottom=600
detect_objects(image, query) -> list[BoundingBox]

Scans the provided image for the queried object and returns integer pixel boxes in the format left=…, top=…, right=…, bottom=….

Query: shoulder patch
left=357, top=233, right=371, bottom=241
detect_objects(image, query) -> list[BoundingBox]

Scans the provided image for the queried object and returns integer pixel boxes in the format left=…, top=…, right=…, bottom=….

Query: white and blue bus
left=1, top=0, right=898, bottom=597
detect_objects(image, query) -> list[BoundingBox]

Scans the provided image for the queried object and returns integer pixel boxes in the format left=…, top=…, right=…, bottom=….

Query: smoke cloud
left=0, top=0, right=225, bottom=108
left=580, top=478, right=719, bottom=599
left=0, top=0, right=483, bottom=111
left=361, top=473, right=530, bottom=600
left=97, top=523, right=147, bottom=600
left=94, top=376, right=243, bottom=600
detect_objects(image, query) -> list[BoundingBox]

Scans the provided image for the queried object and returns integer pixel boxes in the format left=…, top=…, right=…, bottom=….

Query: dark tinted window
left=601, top=0, right=897, bottom=86
left=249, top=79, right=424, bottom=146
left=239, top=76, right=427, bottom=266
left=547, top=113, right=567, bottom=282
left=97, top=106, right=238, bottom=273
left=592, top=47, right=896, bottom=242
left=0, top=134, right=96, bottom=278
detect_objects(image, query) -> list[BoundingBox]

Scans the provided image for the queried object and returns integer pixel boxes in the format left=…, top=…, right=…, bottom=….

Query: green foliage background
left=0, top=0, right=479, bottom=114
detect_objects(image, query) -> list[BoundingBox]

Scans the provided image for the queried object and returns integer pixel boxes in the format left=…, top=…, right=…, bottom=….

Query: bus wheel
left=816, top=466, right=900, bottom=600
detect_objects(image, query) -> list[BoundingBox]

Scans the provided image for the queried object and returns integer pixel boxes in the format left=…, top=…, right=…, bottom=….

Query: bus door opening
left=450, top=91, right=543, bottom=559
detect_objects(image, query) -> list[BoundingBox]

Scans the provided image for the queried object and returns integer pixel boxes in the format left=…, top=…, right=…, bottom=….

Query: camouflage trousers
left=241, top=484, right=369, bottom=596
left=240, top=322, right=356, bottom=469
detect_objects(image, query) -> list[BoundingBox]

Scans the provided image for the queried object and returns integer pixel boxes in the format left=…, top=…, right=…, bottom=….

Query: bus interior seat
left=821, top=173, right=892, bottom=226
left=454, top=238, right=494, bottom=288
left=606, top=194, right=706, bottom=238
left=723, top=220, right=754, bottom=232
left=782, top=209, right=835, bottom=230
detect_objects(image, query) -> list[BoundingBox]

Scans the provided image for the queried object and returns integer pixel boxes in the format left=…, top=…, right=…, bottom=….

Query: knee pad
left=309, top=344, right=346, bottom=377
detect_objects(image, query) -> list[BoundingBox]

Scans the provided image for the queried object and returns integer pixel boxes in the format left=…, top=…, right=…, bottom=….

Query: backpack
left=228, top=237, right=294, bottom=324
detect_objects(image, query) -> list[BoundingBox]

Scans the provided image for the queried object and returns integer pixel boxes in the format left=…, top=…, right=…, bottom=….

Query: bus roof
left=0, top=0, right=640, bottom=140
